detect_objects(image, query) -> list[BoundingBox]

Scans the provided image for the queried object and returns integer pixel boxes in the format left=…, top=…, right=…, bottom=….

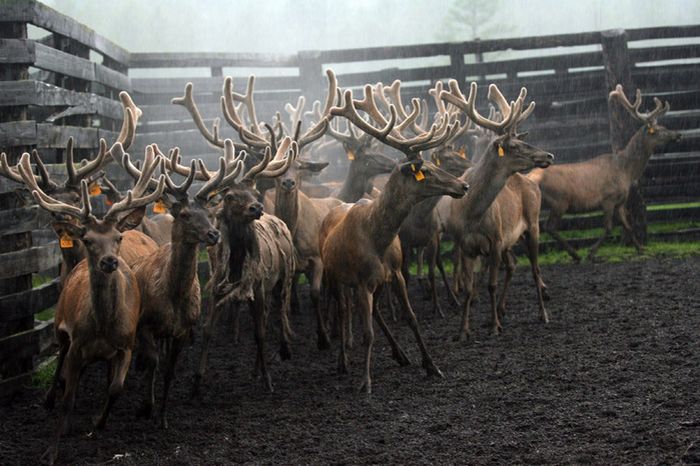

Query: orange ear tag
left=647, top=126, right=655, bottom=135
left=498, top=145, right=505, bottom=157
left=89, top=183, right=101, bottom=196
left=59, top=233, right=74, bottom=249
left=153, top=200, right=167, bottom=214
left=414, top=170, right=425, bottom=181
left=347, top=149, right=356, bottom=161
left=459, top=148, right=467, bottom=159
left=105, top=198, right=113, bottom=206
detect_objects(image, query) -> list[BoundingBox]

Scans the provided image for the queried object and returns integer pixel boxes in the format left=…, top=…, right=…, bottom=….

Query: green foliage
left=436, top=0, right=510, bottom=42
left=36, top=308, right=55, bottom=321
left=32, top=357, right=57, bottom=389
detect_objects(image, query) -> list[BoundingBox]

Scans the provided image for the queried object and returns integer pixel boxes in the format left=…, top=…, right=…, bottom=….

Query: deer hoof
left=423, top=360, right=444, bottom=378
left=452, top=332, right=471, bottom=343
left=357, top=378, right=372, bottom=396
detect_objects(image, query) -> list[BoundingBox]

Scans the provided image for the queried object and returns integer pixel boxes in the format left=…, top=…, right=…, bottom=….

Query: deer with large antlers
left=440, top=80, right=553, bottom=340
left=321, top=81, right=469, bottom=394
left=0, top=93, right=154, bottom=286
left=528, top=85, right=681, bottom=262
left=191, top=137, right=297, bottom=395
left=15, top=150, right=165, bottom=465
left=111, top=143, right=221, bottom=428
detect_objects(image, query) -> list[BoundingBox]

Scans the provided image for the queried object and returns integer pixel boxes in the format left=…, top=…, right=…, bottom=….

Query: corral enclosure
left=0, top=2, right=699, bottom=458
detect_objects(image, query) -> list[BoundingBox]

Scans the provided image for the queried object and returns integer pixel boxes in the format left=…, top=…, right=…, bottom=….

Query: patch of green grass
left=32, top=357, right=57, bottom=389
left=541, top=220, right=700, bottom=242
left=32, top=274, right=53, bottom=288
left=36, top=307, right=55, bottom=321
left=647, top=201, right=700, bottom=211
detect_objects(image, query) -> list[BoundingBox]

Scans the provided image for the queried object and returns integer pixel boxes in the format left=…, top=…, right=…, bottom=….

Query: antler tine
left=331, top=89, right=397, bottom=147
left=30, top=149, right=58, bottom=190
left=116, top=91, right=142, bottom=151
left=0, top=151, right=33, bottom=185
left=173, top=82, right=225, bottom=149
left=296, top=68, right=337, bottom=149
left=441, top=81, right=519, bottom=135
left=105, top=147, right=165, bottom=221
left=257, top=140, right=298, bottom=179
left=17, top=152, right=89, bottom=220
left=66, top=137, right=111, bottom=188
left=220, top=77, right=270, bottom=149
left=195, top=156, right=228, bottom=200
left=285, top=95, right=305, bottom=132
left=241, top=146, right=272, bottom=182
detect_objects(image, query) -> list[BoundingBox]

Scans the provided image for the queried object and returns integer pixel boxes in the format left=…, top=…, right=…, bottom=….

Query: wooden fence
left=0, top=0, right=699, bottom=399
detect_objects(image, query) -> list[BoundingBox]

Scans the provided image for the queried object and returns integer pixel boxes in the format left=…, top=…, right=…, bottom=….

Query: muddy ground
left=1, top=256, right=699, bottom=465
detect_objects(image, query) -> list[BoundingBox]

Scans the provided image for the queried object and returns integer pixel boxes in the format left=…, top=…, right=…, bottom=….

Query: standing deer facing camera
left=529, top=85, right=681, bottom=262
left=16, top=151, right=165, bottom=465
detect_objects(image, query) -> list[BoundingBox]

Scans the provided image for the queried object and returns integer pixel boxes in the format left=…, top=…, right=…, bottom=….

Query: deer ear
left=515, top=131, right=529, bottom=140
left=52, top=221, right=86, bottom=240
left=116, top=206, right=146, bottom=232
left=297, top=161, right=329, bottom=173
left=399, top=160, right=424, bottom=177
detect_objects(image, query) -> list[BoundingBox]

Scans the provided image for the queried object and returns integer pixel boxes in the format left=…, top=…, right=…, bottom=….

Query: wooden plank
left=0, top=279, right=59, bottom=323
left=132, top=75, right=301, bottom=95
left=36, top=124, right=99, bottom=149
left=0, top=325, right=40, bottom=364
left=0, top=242, right=61, bottom=279
left=93, top=63, right=131, bottom=92
left=0, top=81, right=124, bottom=120
left=33, top=41, right=95, bottom=81
left=0, top=205, right=50, bottom=236
left=0, top=121, right=36, bottom=147
left=627, top=24, right=700, bottom=42
left=631, top=44, right=700, bottom=64
left=0, top=372, right=31, bottom=399
left=0, top=0, right=130, bottom=65
left=129, top=52, right=298, bottom=69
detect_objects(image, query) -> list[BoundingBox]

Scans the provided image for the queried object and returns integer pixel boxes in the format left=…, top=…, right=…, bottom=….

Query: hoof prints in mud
left=2, top=257, right=699, bottom=464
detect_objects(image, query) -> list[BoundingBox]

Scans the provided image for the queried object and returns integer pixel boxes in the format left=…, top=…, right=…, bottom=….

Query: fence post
left=601, top=28, right=647, bottom=245
left=0, top=18, right=36, bottom=398
left=298, top=50, right=323, bottom=103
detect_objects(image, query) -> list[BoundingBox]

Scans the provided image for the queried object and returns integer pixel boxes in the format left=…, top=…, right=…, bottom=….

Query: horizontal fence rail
left=0, top=0, right=699, bottom=399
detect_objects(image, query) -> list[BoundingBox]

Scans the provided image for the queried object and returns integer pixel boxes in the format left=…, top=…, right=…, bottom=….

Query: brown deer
left=112, top=143, right=222, bottom=428
left=528, top=85, right=681, bottom=262
left=322, top=83, right=469, bottom=394
left=15, top=150, right=165, bottom=465
left=192, top=137, right=297, bottom=396
left=0, top=93, right=150, bottom=285
left=440, top=81, right=553, bottom=340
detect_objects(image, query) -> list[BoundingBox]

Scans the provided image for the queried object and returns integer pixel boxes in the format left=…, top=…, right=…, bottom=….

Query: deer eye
left=117, top=235, right=123, bottom=243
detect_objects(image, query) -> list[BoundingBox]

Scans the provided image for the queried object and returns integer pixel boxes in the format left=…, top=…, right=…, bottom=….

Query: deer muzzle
left=205, top=229, right=221, bottom=246
left=99, top=256, right=119, bottom=273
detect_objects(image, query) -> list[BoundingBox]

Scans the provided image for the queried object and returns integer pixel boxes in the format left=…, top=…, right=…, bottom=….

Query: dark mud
left=2, top=256, right=699, bottom=465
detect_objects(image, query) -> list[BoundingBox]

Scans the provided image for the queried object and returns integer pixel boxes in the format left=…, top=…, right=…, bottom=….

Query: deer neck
left=337, top=162, right=369, bottom=202
left=274, top=185, right=299, bottom=235
left=461, top=152, right=511, bottom=222
left=87, top=258, right=122, bottom=331
left=367, top=173, right=418, bottom=253
left=221, top=218, right=259, bottom=285
left=618, top=127, right=653, bottom=182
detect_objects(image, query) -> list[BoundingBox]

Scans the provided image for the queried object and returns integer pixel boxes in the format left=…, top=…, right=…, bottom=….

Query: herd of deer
left=0, top=68, right=680, bottom=463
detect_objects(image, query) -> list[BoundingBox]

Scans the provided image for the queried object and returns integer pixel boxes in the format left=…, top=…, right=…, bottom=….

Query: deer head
left=441, top=81, right=554, bottom=174
left=16, top=150, right=165, bottom=274
left=609, top=84, right=681, bottom=149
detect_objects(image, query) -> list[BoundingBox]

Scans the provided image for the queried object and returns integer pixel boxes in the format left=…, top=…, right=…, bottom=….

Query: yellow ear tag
left=647, top=126, right=655, bottom=135
left=498, top=145, right=505, bottom=157
left=459, top=148, right=467, bottom=159
left=414, top=170, right=425, bottom=181
left=436, top=157, right=441, bottom=166
left=153, top=200, right=167, bottom=214
left=207, top=189, right=220, bottom=201
left=59, top=233, right=74, bottom=249
left=347, top=149, right=355, bottom=161
left=89, top=183, right=101, bottom=196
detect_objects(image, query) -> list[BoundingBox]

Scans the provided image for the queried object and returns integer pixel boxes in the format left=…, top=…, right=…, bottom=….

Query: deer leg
left=158, top=338, right=183, bottom=430
left=488, top=249, right=503, bottom=336
left=417, top=248, right=430, bottom=296
left=345, top=287, right=355, bottom=349
left=373, top=286, right=411, bottom=367
left=391, top=271, right=443, bottom=378
left=42, top=350, right=81, bottom=466
left=452, top=243, right=463, bottom=294
left=310, top=257, right=330, bottom=350
left=277, top=274, right=294, bottom=361
left=497, top=250, right=517, bottom=321
left=617, top=204, right=645, bottom=254
left=587, top=208, right=614, bottom=261
left=545, top=211, right=581, bottom=262
left=436, top=238, right=460, bottom=308
left=426, top=236, right=445, bottom=318
left=335, top=285, right=349, bottom=375
left=45, top=332, right=69, bottom=410
left=94, top=349, right=132, bottom=430
left=525, top=230, right=550, bottom=323
left=290, top=274, right=300, bottom=315
left=357, top=285, right=374, bottom=395
left=251, top=292, right=273, bottom=392
left=455, top=259, right=475, bottom=342
left=191, top=299, right=223, bottom=399
left=136, top=331, right=158, bottom=419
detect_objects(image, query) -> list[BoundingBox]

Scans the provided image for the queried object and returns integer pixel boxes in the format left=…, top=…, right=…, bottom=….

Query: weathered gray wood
left=0, top=279, right=59, bottom=323
left=0, top=372, right=31, bottom=399
left=0, top=242, right=61, bottom=279
left=0, top=205, right=50, bottom=236
left=0, top=38, right=34, bottom=65
left=36, top=124, right=98, bottom=149
left=0, top=324, right=40, bottom=364
left=0, top=0, right=130, bottom=65
left=132, top=75, right=301, bottom=95
left=129, top=52, right=298, bottom=69
left=0, top=121, right=36, bottom=147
